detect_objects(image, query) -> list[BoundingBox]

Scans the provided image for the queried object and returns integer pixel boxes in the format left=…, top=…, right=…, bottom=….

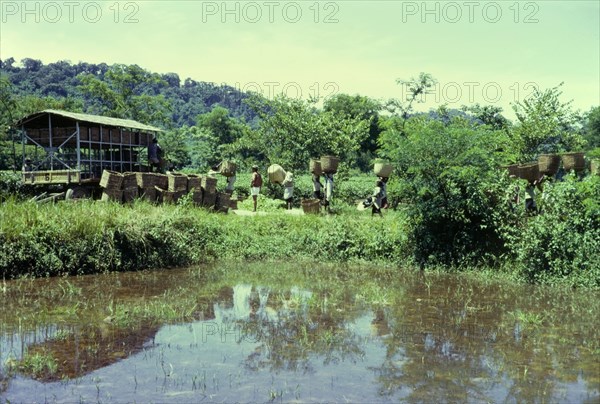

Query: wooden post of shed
left=76, top=120, right=81, bottom=172
left=48, top=113, right=53, bottom=170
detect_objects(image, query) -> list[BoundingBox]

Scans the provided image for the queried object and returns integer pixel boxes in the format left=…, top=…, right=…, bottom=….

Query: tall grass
left=0, top=199, right=411, bottom=279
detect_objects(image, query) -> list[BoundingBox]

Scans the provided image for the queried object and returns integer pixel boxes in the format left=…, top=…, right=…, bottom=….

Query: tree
left=77, top=64, right=172, bottom=128
left=380, top=115, right=518, bottom=267
left=196, top=106, right=244, bottom=145
left=324, top=94, right=382, bottom=171
left=158, top=127, right=191, bottom=170
left=511, top=83, right=585, bottom=161
left=461, top=103, right=511, bottom=131
left=239, top=94, right=369, bottom=171
left=385, top=72, right=438, bottom=127
left=582, top=106, right=600, bottom=149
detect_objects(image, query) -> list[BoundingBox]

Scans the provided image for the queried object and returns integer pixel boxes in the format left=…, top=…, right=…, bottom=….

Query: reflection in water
left=214, top=284, right=253, bottom=323
left=0, top=265, right=598, bottom=403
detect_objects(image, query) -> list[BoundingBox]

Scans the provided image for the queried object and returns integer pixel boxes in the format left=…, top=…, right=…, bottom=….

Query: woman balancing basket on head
left=516, top=162, right=544, bottom=215
left=320, top=156, right=339, bottom=211
left=374, top=161, right=393, bottom=209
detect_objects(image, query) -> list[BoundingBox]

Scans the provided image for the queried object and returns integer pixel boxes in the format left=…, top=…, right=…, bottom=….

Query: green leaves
left=77, top=64, right=172, bottom=128
left=511, top=83, right=585, bottom=160
left=241, top=94, right=369, bottom=171
left=381, top=115, right=519, bottom=267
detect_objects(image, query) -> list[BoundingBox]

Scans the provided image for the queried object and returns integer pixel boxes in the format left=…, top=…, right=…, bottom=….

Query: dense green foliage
left=513, top=174, right=600, bottom=287
left=380, top=115, right=521, bottom=267
left=1, top=58, right=255, bottom=127
left=511, top=84, right=585, bottom=160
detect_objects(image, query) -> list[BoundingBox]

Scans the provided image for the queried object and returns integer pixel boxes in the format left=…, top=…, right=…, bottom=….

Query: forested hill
left=0, top=57, right=257, bottom=127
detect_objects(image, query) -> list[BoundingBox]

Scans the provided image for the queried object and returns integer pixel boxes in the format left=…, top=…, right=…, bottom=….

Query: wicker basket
left=168, top=173, right=188, bottom=192
left=101, top=188, right=122, bottom=202
left=202, top=190, right=217, bottom=208
left=268, top=164, right=286, bottom=184
left=99, top=170, right=123, bottom=190
left=561, top=152, right=585, bottom=172
left=301, top=198, right=321, bottom=214
left=201, top=176, right=218, bottom=193
left=373, top=162, right=393, bottom=177
left=517, top=163, right=540, bottom=182
left=121, top=172, right=138, bottom=189
left=140, top=187, right=157, bottom=203
left=538, top=154, right=561, bottom=175
left=155, top=186, right=183, bottom=204
left=122, top=186, right=138, bottom=202
left=501, top=164, right=519, bottom=177
left=310, top=159, right=322, bottom=176
left=154, top=173, right=168, bottom=189
left=320, top=156, right=339, bottom=174
left=219, top=161, right=237, bottom=177
left=191, top=189, right=203, bottom=205
left=187, top=174, right=202, bottom=191
left=136, top=172, right=154, bottom=188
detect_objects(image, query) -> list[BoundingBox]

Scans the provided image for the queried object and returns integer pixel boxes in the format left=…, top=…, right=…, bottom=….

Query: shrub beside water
left=512, top=174, right=600, bottom=287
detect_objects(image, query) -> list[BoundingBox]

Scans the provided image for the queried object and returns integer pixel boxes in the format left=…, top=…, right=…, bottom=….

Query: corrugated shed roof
left=17, top=109, right=162, bottom=132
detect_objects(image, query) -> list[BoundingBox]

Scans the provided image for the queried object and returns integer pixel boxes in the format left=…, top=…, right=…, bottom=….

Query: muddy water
left=1, top=264, right=599, bottom=403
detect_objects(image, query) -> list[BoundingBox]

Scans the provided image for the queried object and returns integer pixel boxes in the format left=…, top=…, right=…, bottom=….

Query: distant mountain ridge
left=0, top=57, right=257, bottom=127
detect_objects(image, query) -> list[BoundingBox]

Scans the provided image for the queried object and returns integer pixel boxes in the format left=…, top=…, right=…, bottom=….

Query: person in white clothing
left=282, top=171, right=294, bottom=210
left=323, top=173, right=334, bottom=212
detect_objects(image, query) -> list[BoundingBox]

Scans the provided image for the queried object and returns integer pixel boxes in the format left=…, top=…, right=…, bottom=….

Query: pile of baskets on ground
left=504, top=152, right=599, bottom=182
left=99, top=170, right=232, bottom=213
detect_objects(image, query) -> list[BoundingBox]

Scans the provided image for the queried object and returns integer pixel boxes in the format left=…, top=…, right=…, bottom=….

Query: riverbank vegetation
left=1, top=173, right=598, bottom=287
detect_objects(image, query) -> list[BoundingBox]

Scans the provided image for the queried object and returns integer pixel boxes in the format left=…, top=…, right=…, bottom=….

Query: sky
left=1, top=0, right=599, bottom=120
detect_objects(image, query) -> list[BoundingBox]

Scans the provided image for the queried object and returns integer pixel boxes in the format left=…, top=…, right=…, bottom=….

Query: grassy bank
left=1, top=186, right=598, bottom=288
left=0, top=198, right=411, bottom=279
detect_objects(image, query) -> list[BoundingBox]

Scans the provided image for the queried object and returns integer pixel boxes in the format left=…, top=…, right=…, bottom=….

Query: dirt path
left=232, top=208, right=305, bottom=216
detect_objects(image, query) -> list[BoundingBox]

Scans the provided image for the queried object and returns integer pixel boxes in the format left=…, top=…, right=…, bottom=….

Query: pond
left=1, top=262, right=599, bottom=403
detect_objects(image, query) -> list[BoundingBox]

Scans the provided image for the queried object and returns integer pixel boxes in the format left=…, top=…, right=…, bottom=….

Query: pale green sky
left=1, top=0, right=599, bottom=119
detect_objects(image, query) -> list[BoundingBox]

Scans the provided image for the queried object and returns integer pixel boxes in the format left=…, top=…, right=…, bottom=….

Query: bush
left=0, top=170, right=26, bottom=201
left=380, top=115, right=520, bottom=267
left=512, top=174, right=600, bottom=287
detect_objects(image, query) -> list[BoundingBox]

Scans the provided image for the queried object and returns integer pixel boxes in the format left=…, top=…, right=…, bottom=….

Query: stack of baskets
left=100, top=170, right=123, bottom=202
left=301, top=198, right=321, bottom=214
left=121, top=172, right=138, bottom=203
left=215, top=192, right=231, bottom=213
left=201, top=176, right=218, bottom=208
left=136, top=172, right=168, bottom=202
left=97, top=169, right=232, bottom=213
left=187, top=174, right=203, bottom=206
left=168, top=173, right=188, bottom=192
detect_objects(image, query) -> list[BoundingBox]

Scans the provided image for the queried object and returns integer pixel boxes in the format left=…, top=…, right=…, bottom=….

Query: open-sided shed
left=16, top=109, right=161, bottom=186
